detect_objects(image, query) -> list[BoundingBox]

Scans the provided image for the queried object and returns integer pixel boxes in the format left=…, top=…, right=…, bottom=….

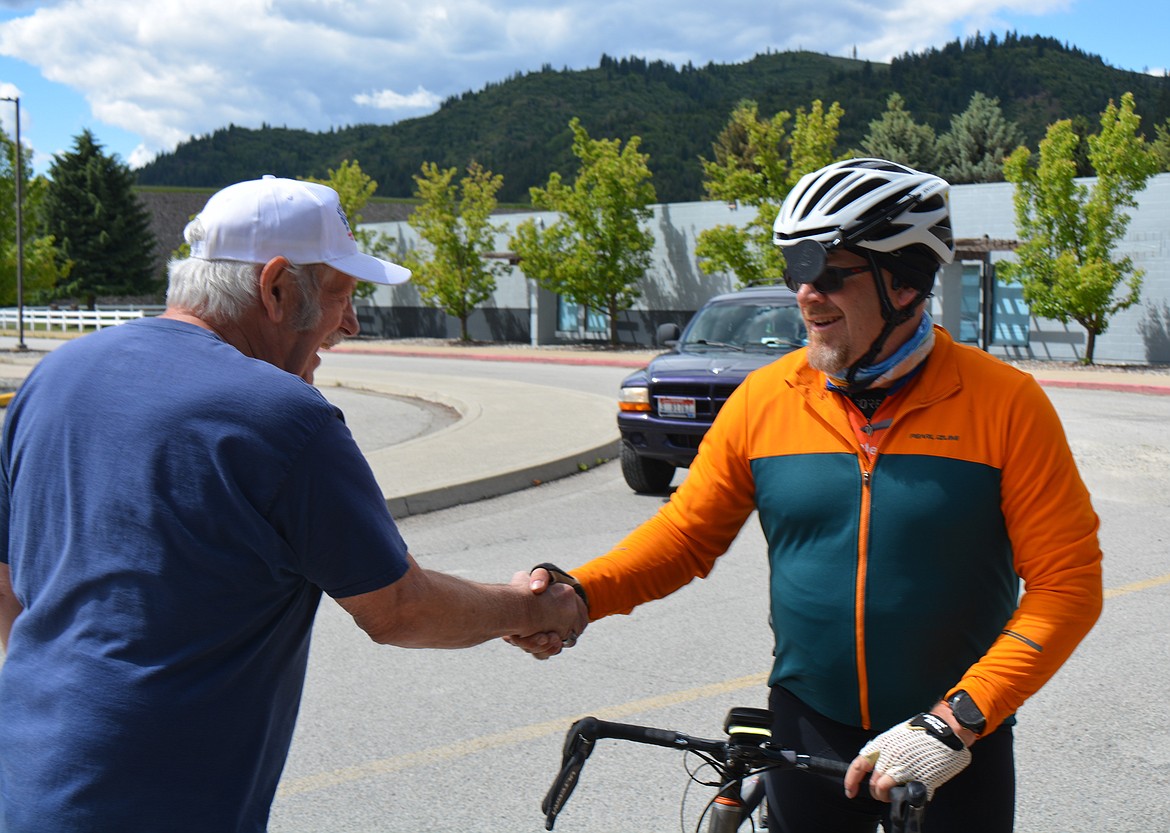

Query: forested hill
left=135, top=33, right=1170, bottom=204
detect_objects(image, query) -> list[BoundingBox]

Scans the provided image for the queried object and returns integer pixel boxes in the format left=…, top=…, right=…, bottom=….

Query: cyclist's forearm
left=573, top=511, right=721, bottom=619
left=948, top=563, right=1102, bottom=735
left=960, top=379, right=1104, bottom=733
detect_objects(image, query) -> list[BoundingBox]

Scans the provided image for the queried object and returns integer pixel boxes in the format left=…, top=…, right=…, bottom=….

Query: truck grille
left=650, top=381, right=740, bottom=420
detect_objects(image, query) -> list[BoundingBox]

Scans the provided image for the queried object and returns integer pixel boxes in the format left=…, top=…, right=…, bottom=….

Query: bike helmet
left=773, top=158, right=954, bottom=292
left=772, top=159, right=955, bottom=392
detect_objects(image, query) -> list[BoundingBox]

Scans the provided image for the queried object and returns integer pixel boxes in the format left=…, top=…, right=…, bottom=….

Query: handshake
left=505, top=563, right=588, bottom=660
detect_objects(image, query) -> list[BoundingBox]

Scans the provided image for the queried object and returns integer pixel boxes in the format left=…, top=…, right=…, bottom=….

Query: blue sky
left=0, top=0, right=1165, bottom=177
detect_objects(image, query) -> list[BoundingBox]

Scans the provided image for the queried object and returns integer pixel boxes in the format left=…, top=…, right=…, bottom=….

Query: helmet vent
left=829, top=179, right=883, bottom=215
left=802, top=173, right=850, bottom=220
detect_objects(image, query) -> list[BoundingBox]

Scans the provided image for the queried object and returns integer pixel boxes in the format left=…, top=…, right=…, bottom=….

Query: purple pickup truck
left=617, top=285, right=806, bottom=492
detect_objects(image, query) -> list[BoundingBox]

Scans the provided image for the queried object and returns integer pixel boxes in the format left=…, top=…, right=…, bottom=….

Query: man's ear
left=892, top=283, right=924, bottom=312
left=258, top=257, right=292, bottom=323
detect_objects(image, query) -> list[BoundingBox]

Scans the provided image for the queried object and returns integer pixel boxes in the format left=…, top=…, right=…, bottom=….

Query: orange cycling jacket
left=573, top=326, right=1102, bottom=734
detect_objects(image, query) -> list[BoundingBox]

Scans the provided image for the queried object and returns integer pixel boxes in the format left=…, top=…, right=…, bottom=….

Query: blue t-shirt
left=0, top=318, right=411, bottom=832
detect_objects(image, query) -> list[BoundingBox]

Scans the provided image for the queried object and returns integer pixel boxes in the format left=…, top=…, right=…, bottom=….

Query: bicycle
left=542, top=706, right=928, bottom=833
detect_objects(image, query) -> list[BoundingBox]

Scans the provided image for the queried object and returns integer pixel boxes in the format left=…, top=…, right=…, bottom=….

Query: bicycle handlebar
left=542, top=714, right=928, bottom=832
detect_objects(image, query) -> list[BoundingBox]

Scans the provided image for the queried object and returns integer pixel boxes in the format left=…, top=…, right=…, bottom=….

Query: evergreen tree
left=937, top=92, right=1024, bottom=183
left=510, top=118, right=656, bottom=345
left=43, top=130, right=159, bottom=307
left=1152, top=118, right=1170, bottom=172
left=859, top=93, right=939, bottom=171
left=1, top=126, right=70, bottom=307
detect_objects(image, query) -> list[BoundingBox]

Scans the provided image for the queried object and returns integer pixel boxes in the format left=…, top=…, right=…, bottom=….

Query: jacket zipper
left=855, top=454, right=874, bottom=729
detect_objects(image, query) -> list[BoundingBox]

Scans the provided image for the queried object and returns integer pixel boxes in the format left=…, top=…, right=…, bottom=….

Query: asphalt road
left=270, top=377, right=1170, bottom=833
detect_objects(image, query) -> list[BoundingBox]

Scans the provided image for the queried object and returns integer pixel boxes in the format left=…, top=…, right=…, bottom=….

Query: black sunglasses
left=784, top=263, right=871, bottom=294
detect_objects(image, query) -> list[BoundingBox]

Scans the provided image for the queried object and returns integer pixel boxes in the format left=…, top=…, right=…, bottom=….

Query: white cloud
left=353, top=87, right=443, bottom=111
left=0, top=0, right=1152, bottom=170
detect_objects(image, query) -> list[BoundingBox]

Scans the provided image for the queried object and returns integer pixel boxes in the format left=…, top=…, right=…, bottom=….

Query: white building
left=361, top=173, right=1170, bottom=365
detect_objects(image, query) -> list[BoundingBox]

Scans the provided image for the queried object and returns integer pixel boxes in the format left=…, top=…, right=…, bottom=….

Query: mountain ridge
left=135, top=33, right=1170, bottom=203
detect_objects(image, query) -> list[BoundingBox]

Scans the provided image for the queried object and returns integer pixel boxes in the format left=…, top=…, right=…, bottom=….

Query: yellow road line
left=1103, top=571, right=1170, bottom=599
left=277, top=672, right=767, bottom=798
left=280, top=570, right=1170, bottom=799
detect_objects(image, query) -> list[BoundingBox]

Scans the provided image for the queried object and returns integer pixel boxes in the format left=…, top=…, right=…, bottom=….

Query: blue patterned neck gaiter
left=826, top=312, right=935, bottom=393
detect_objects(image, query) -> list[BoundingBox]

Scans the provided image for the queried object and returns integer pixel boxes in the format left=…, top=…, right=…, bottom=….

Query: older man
left=0, top=176, right=587, bottom=832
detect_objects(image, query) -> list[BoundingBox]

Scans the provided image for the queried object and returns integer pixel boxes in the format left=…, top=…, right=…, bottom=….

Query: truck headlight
left=618, top=386, right=651, bottom=412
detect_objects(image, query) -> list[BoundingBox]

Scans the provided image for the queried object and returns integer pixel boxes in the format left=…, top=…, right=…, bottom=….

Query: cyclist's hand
left=502, top=569, right=587, bottom=660
left=845, top=712, right=971, bottom=801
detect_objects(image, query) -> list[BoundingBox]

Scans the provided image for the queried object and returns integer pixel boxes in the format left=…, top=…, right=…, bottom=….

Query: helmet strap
left=841, top=250, right=928, bottom=392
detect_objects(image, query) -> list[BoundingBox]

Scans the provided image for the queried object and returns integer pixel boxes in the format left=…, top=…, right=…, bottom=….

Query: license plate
left=657, top=396, right=697, bottom=419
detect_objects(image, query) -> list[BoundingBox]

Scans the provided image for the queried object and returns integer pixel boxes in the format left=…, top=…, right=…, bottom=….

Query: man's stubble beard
left=806, top=336, right=851, bottom=376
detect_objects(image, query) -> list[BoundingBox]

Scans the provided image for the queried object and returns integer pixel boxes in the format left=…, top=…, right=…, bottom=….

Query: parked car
left=617, top=285, right=806, bottom=493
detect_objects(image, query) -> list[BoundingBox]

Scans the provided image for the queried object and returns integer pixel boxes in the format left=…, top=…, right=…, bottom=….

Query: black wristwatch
left=532, top=562, right=589, bottom=608
left=946, top=690, right=987, bottom=734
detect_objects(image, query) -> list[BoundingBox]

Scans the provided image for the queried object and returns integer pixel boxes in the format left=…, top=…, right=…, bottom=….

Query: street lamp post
left=1, top=95, right=26, bottom=352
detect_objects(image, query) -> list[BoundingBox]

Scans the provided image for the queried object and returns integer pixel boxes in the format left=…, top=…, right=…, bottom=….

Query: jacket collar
left=788, top=325, right=962, bottom=410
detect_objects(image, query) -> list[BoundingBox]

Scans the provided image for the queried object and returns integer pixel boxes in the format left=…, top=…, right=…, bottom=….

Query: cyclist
left=516, top=159, right=1103, bottom=832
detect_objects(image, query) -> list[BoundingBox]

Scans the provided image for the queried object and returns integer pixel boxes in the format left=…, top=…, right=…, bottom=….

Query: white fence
left=0, top=306, right=162, bottom=333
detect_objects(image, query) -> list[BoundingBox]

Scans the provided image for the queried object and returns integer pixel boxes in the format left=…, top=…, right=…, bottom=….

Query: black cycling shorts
left=764, top=685, right=1015, bottom=833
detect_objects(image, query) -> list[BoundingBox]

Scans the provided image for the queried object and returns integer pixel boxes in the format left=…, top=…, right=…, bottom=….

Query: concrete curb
left=312, top=366, right=621, bottom=519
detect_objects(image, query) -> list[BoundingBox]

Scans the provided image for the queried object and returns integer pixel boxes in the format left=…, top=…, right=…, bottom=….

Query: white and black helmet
left=773, top=158, right=955, bottom=284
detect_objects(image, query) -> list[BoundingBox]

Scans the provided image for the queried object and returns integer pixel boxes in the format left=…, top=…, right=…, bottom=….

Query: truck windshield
left=683, top=303, right=807, bottom=351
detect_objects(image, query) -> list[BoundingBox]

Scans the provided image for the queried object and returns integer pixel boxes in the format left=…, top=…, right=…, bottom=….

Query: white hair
left=167, top=217, right=322, bottom=330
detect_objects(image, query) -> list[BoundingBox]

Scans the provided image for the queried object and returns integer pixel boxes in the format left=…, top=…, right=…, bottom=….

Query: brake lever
left=889, top=781, right=928, bottom=833
left=542, top=718, right=598, bottom=830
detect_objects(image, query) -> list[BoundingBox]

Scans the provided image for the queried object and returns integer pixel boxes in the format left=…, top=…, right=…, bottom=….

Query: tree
left=405, top=161, right=506, bottom=341
left=1001, top=92, right=1157, bottom=364
left=510, top=118, right=656, bottom=345
left=0, top=126, right=70, bottom=307
left=859, top=93, right=938, bottom=171
left=1152, top=118, right=1170, bottom=173
left=695, top=99, right=843, bottom=287
left=304, top=159, right=394, bottom=300
left=937, top=92, right=1024, bottom=183
left=43, top=130, right=158, bottom=307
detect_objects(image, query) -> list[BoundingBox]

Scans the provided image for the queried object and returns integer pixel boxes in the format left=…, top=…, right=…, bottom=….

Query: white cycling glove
left=859, top=713, right=972, bottom=800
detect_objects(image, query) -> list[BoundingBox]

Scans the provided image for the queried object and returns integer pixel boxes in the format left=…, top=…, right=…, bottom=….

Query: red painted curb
left=333, top=347, right=651, bottom=368
left=1031, top=379, right=1170, bottom=396
left=333, top=347, right=1170, bottom=392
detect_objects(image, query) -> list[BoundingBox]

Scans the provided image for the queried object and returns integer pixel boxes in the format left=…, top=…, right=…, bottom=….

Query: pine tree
left=859, top=93, right=939, bottom=172
left=43, top=130, right=160, bottom=307
left=937, top=93, right=1024, bottom=183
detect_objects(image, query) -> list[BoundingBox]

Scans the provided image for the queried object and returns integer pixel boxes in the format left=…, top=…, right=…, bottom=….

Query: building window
left=556, top=297, right=609, bottom=338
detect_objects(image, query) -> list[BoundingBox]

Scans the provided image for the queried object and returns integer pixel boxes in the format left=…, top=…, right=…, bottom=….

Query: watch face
left=950, top=692, right=986, bottom=732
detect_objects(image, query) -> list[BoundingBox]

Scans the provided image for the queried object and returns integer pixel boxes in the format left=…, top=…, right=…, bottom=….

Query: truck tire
left=620, top=442, right=675, bottom=493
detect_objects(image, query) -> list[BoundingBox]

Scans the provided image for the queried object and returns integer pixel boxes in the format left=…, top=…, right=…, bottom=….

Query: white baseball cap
left=189, top=175, right=411, bottom=285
